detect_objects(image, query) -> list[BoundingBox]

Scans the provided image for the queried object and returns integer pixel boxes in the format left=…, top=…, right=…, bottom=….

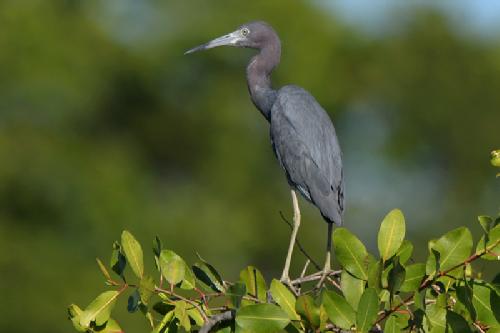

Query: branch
left=199, top=310, right=235, bottom=333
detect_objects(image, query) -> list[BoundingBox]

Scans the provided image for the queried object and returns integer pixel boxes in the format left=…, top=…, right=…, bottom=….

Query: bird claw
left=315, top=269, right=330, bottom=290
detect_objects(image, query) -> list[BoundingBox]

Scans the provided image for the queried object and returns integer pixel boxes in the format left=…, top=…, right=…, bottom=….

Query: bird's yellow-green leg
left=316, top=222, right=333, bottom=289
left=281, top=190, right=301, bottom=285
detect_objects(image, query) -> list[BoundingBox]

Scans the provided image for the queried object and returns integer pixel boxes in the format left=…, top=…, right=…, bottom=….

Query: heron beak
left=185, top=31, right=242, bottom=55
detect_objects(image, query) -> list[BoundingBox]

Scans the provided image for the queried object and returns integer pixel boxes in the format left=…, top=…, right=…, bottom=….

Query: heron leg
left=280, top=189, right=301, bottom=284
left=316, top=222, right=333, bottom=289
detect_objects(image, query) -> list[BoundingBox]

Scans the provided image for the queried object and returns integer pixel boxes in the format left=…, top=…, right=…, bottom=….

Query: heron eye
left=241, top=28, right=250, bottom=36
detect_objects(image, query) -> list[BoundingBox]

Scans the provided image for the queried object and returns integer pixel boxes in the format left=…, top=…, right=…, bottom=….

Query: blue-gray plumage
left=186, top=21, right=344, bottom=286
left=271, top=85, right=344, bottom=225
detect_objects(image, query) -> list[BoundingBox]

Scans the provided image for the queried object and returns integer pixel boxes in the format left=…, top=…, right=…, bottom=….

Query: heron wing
left=270, top=85, right=344, bottom=225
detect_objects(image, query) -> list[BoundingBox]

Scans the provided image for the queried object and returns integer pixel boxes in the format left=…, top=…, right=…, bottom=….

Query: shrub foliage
left=67, top=210, right=500, bottom=332
left=68, top=155, right=500, bottom=332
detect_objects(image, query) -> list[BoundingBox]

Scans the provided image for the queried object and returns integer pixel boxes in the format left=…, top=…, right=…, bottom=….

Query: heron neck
left=247, top=44, right=280, bottom=121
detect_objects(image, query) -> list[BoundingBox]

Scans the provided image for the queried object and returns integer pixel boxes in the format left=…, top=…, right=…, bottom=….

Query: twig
left=473, top=322, right=487, bottom=333
left=208, top=306, right=229, bottom=312
left=199, top=310, right=235, bottom=333
left=326, top=275, right=342, bottom=291
left=297, top=260, right=310, bottom=294
left=325, top=323, right=380, bottom=332
left=290, top=269, right=341, bottom=285
left=279, top=211, right=321, bottom=270
left=300, top=259, right=310, bottom=279
left=155, top=286, right=208, bottom=321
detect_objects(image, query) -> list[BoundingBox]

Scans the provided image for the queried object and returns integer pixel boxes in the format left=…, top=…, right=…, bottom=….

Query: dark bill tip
left=184, top=43, right=208, bottom=55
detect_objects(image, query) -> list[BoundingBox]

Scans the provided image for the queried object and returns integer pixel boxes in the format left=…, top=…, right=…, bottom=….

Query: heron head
left=185, top=21, right=279, bottom=54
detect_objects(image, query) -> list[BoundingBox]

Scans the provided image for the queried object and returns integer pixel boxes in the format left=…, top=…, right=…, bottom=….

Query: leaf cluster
left=68, top=210, right=500, bottom=332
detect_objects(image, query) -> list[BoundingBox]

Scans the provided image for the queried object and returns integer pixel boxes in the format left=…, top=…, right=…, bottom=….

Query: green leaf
left=472, top=282, right=499, bottom=326
left=400, top=263, right=425, bottom=292
left=96, top=258, right=112, bottom=282
left=153, top=236, right=162, bottom=271
left=152, top=302, right=175, bottom=315
left=437, top=227, right=473, bottom=270
left=491, top=150, right=500, bottom=167
left=180, top=263, right=196, bottom=290
left=478, top=216, right=493, bottom=234
left=153, top=236, right=162, bottom=257
left=174, top=301, right=191, bottom=332
left=240, top=266, right=267, bottom=303
left=110, top=241, right=126, bottom=277
left=379, top=289, right=390, bottom=305
left=127, top=289, right=140, bottom=313
left=476, top=224, right=500, bottom=260
left=151, top=314, right=178, bottom=333
left=94, top=318, right=123, bottom=333
left=387, top=257, right=406, bottom=299
left=322, top=290, right=356, bottom=330
left=193, top=261, right=225, bottom=292
left=159, top=249, right=185, bottom=285
left=384, top=314, right=400, bottom=333
left=186, top=306, right=204, bottom=327
left=68, top=304, right=87, bottom=332
left=341, top=270, right=365, bottom=308
left=426, top=227, right=472, bottom=276
left=492, top=282, right=500, bottom=324
left=139, top=275, right=155, bottom=305
left=296, top=295, right=320, bottom=328
left=425, top=304, right=447, bottom=333
left=68, top=303, right=82, bottom=319
left=333, top=227, right=369, bottom=280
left=228, top=281, right=246, bottom=308
left=270, top=279, right=300, bottom=320
left=446, top=311, right=472, bottom=333
left=121, top=230, right=144, bottom=278
left=367, top=259, right=383, bottom=293
left=80, top=290, right=120, bottom=327
left=426, top=248, right=441, bottom=278
left=491, top=272, right=500, bottom=294
left=356, top=288, right=379, bottom=333
left=428, top=239, right=437, bottom=253
left=378, top=209, right=406, bottom=261
left=456, top=282, right=476, bottom=322
left=414, top=290, right=425, bottom=310
left=391, top=312, right=411, bottom=331
left=436, top=293, right=447, bottom=308
left=397, top=240, right=413, bottom=264
left=319, top=305, right=329, bottom=332
left=236, top=304, right=290, bottom=333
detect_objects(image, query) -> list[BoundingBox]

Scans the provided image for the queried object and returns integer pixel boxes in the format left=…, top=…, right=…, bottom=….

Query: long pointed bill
left=185, top=31, right=242, bottom=55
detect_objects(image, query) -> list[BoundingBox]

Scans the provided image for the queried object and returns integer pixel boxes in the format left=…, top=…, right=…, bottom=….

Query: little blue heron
left=186, top=21, right=344, bottom=286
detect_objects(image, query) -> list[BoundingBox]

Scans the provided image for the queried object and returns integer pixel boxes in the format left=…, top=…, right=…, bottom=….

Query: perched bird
left=186, top=21, right=344, bottom=285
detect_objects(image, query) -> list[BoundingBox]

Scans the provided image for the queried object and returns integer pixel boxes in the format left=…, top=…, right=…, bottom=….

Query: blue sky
left=317, top=0, right=500, bottom=38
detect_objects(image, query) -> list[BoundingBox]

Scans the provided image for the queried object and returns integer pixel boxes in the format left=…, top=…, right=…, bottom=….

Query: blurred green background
left=0, top=0, right=499, bottom=332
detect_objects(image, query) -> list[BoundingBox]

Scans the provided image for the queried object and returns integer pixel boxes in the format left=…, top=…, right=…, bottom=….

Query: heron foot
left=315, top=268, right=330, bottom=290
left=316, top=253, right=331, bottom=289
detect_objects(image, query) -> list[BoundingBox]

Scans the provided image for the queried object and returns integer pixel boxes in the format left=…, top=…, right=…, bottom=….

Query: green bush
left=67, top=213, right=499, bottom=332
left=67, top=156, right=500, bottom=332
